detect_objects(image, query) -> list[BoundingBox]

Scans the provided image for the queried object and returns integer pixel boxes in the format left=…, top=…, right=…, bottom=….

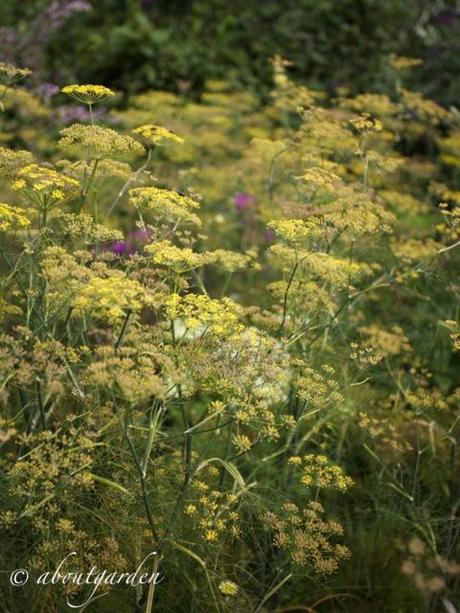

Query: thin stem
left=35, top=381, right=46, bottom=430
left=107, top=148, right=153, bottom=218
left=123, top=413, right=160, bottom=545
left=115, top=309, right=132, bottom=350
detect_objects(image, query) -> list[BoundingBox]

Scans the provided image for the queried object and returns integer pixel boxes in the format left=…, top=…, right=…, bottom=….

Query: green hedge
left=1, top=0, right=459, bottom=102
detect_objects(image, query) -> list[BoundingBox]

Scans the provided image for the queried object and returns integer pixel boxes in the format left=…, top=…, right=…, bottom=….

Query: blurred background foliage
left=0, top=0, right=459, bottom=104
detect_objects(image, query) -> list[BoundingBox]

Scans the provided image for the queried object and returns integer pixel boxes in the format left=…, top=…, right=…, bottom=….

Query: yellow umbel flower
left=204, top=529, right=218, bottom=542
left=61, top=84, right=115, bottom=105
left=218, top=580, right=238, bottom=596
left=349, top=113, right=383, bottom=133
left=289, top=454, right=353, bottom=491
left=295, top=364, right=343, bottom=410
left=0, top=62, right=32, bottom=83
left=359, top=323, right=411, bottom=357
left=391, top=237, right=440, bottom=263
left=130, top=187, right=201, bottom=226
left=232, top=433, right=252, bottom=453
left=12, top=164, right=79, bottom=207
left=72, top=275, right=145, bottom=323
left=0, top=147, right=35, bottom=179
left=339, top=93, right=400, bottom=118
left=270, top=245, right=370, bottom=287
left=268, top=218, right=321, bottom=243
left=297, top=166, right=343, bottom=193
left=401, top=89, right=450, bottom=125
left=0, top=203, right=31, bottom=232
left=145, top=240, right=215, bottom=272
left=59, top=124, right=145, bottom=160
left=164, top=293, right=243, bottom=337
left=438, top=131, right=460, bottom=168
left=264, top=501, right=350, bottom=575
left=132, top=124, right=184, bottom=146
left=389, top=55, right=422, bottom=71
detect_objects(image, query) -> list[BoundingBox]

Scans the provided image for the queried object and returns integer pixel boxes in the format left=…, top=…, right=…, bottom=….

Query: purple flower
left=43, top=0, right=92, bottom=35
left=434, top=9, right=459, bottom=26
left=56, top=105, right=112, bottom=124
left=37, top=82, right=60, bottom=103
left=235, top=192, right=254, bottom=213
left=0, top=2, right=92, bottom=76
left=112, top=241, right=126, bottom=255
left=111, top=229, right=152, bottom=256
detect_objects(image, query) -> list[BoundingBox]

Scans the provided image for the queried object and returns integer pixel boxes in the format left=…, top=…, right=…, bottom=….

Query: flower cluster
left=288, top=454, right=353, bottom=491
left=0, top=65, right=459, bottom=612
left=59, top=124, right=144, bottom=159
left=130, top=186, right=201, bottom=226
left=72, top=274, right=146, bottom=322
left=61, top=84, right=115, bottom=104
left=0, top=62, right=31, bottom=84
left=164, top=293, right=243, bottom=337
left=0, top=202, right=31, bottom=232
left=132, top=124, right=184, bottom=146
left=264, top=501, right=350, bottom=574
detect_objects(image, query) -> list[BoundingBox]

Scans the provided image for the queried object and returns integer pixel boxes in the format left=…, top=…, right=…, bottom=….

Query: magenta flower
left=235, top=192, right=254, bottom=213
left=111, top=229, right=152, bottom=256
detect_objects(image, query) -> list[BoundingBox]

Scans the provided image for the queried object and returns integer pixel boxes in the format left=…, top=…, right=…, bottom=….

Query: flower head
left=0, top=62, right=32, bottom=85
left=130, top=187, right=201, bottom=226
left=132, top=124, right=184, bottom=146
left=218, top=580, right=238, bottom=596
left=59, top=124, right=144, bottom=159
left=0, top=203, right=32, bottom=232
left=61, top=84, right=115, bottom=105
left=72, top=275, right=146, bottom=322
left=12, top=164, right=79, bottom=207
left=235, top=192, right=254, bottom=213
left=111, top=228, right=152, bottom=256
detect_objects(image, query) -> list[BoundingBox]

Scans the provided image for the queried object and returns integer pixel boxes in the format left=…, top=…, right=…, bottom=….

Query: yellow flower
left=0, top=203, right=31, bottom=232
left=268, top=218, right=321, bottom=243
left=12, top=164, right=79, bottom=207
left=0, top=62, right=32, bottom=83
left=401, top=89, right=450, bottom=125
left=61, top=84, right=115, bottom=105
left=132, top=124, right=184, bottom=146
left=164, top=293, right=243, bottom=337
left=145, top=240, right=215, bottom=272
left=72, top=275, right=145, bottom=323
left=292, top=454, right=353, bottom=491
left=204, top=529, right=218, bottom=542
left=218, top=580, right=238, bottom=596
left=0, top=147, right=35, bottom=180
left=130, top=187, right=201, bottom=226
left=232, top=434, right=252, bottom=453
left=390, top=55, right=422, bottom=71
left=59, top=124, right=144, bottom=160
left=349, top=113, right=383, bottom=133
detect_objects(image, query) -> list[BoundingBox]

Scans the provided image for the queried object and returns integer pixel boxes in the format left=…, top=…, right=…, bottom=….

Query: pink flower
left=111, top=229, right=152, bottom=255
left=235, top=192, right=254, bottom=213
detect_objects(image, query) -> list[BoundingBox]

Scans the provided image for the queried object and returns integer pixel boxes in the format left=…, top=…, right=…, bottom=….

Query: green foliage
left=1, top=0, right=459, bottom=104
